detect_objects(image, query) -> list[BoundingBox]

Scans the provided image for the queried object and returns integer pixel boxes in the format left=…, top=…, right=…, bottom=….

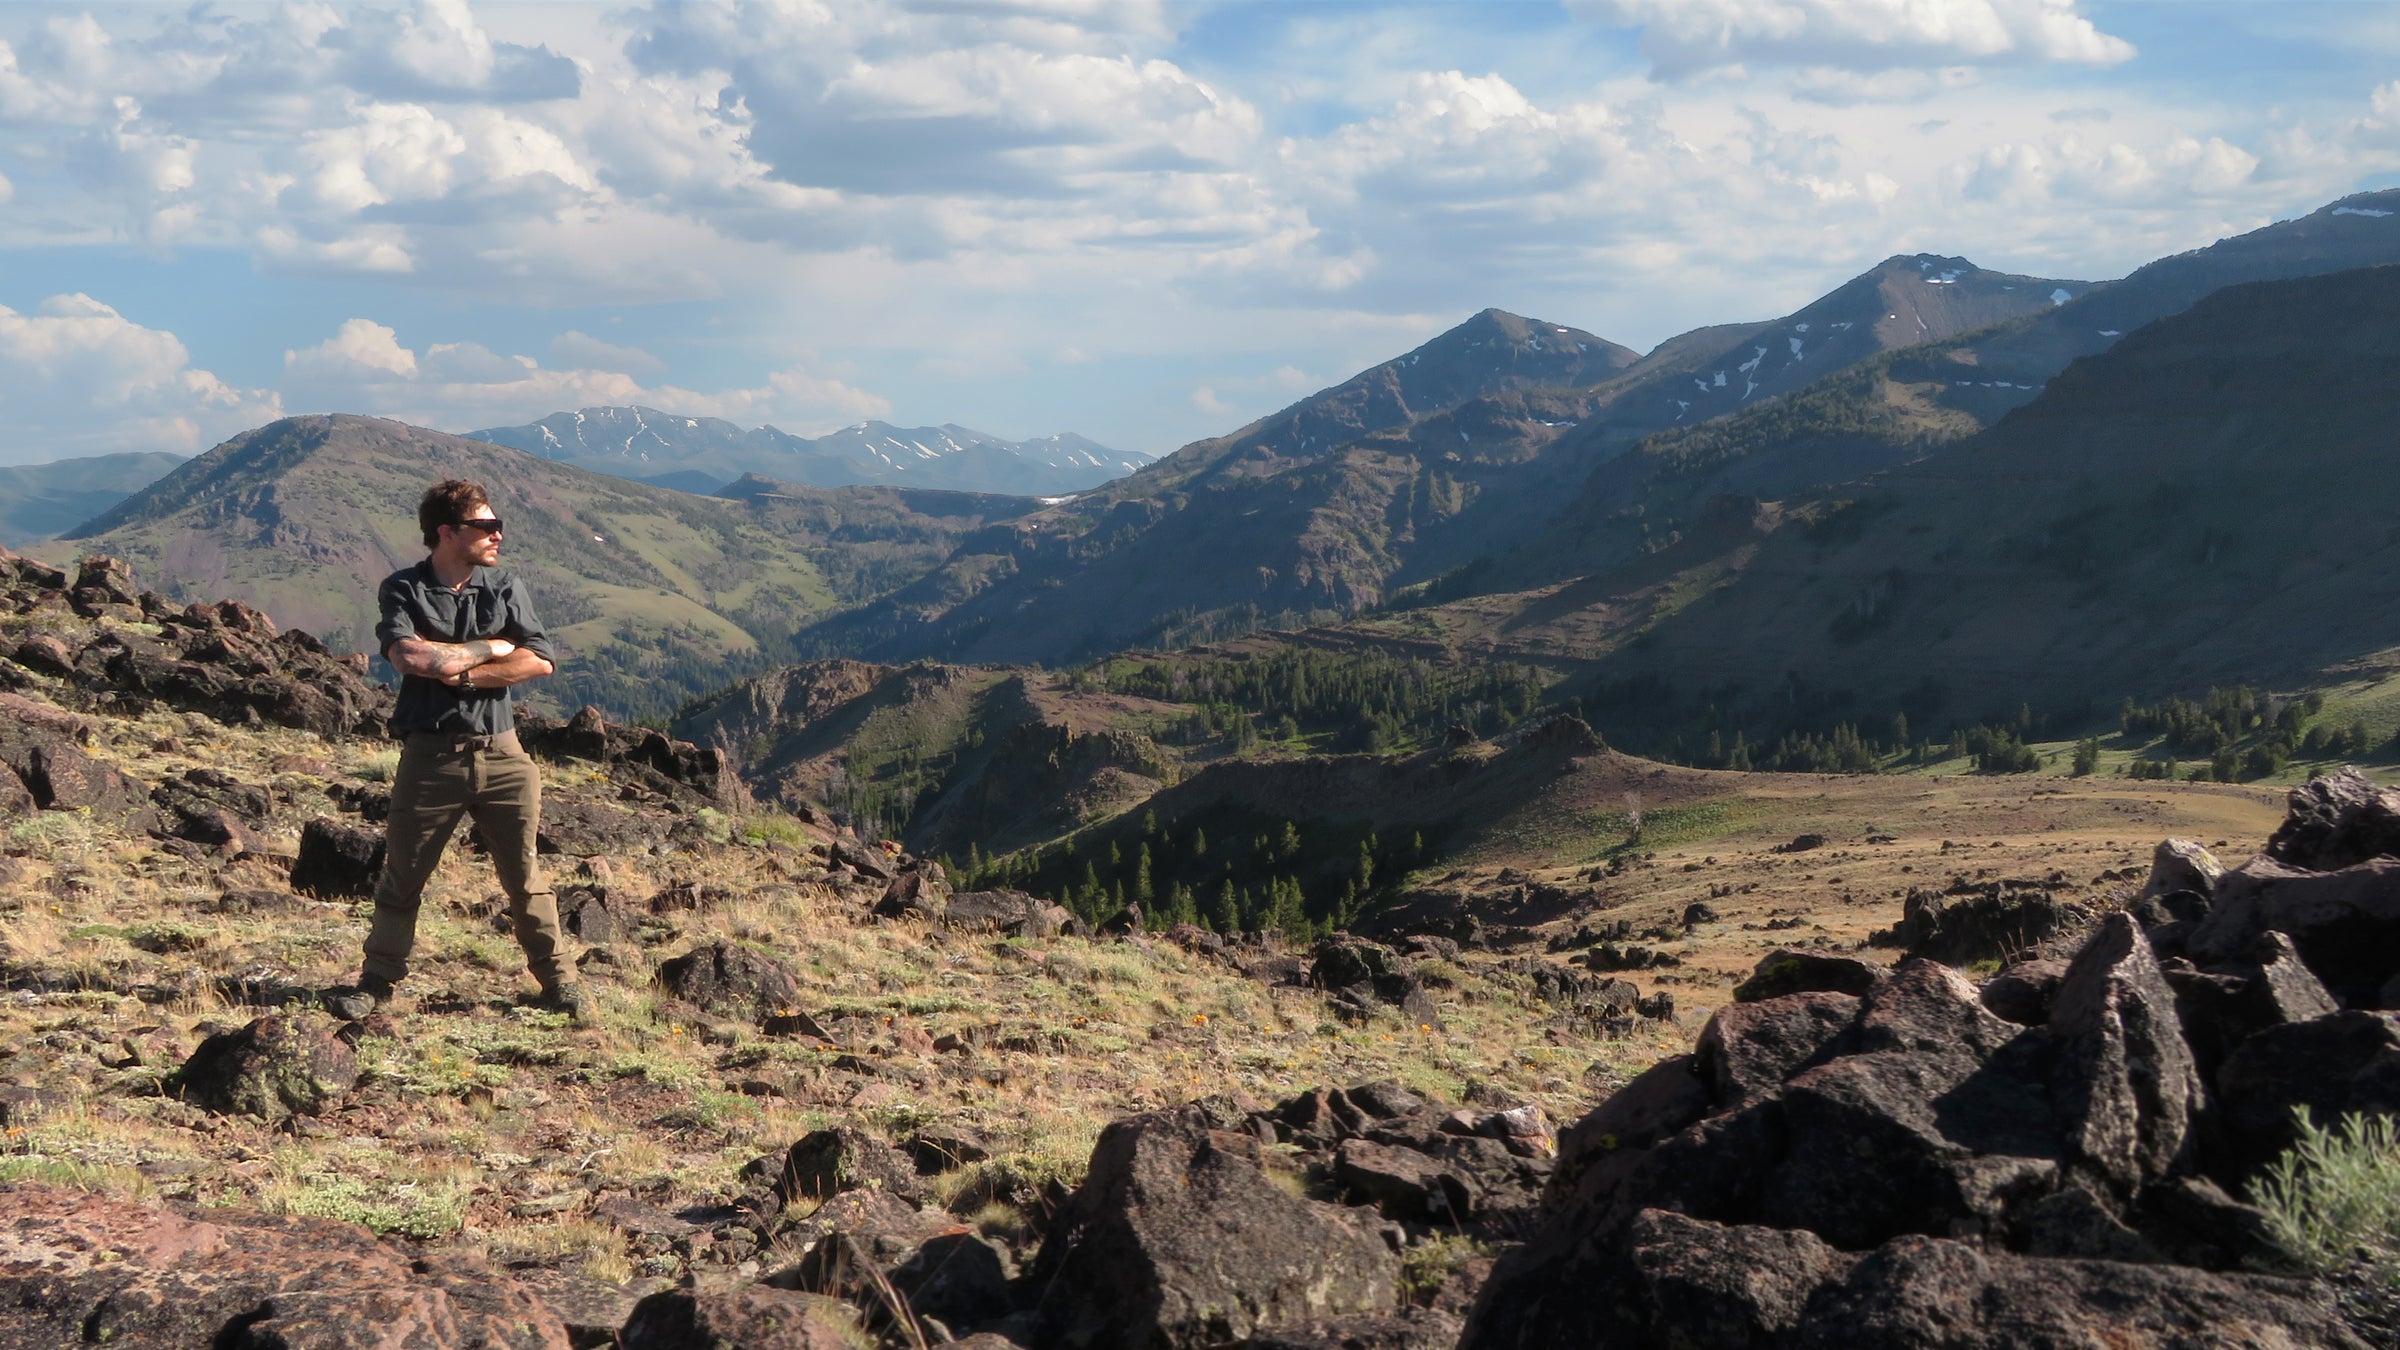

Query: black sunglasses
left=453, top=517, right=504, bottom=534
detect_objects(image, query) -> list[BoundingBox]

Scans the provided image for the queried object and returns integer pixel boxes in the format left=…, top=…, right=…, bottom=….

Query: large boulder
left=1791, top=1233, right=2364, bottom=1350
left=2141, top=838, right=2225, bottom=900
left=175, top=1012, right=359, bottom=1120
left=1032, top=1106, right=1399, bottom=1348
left=1731, top=949, right=1887, bottom=1003
left=0, top=1181, right=570, bottom=1349
left=1694, top=991, right=1860, bottom=1110
left=290, top=817, right=387, bottom=899
left=776, top=1127, right=924, bottom=1208
left=2266, top=768, right=2400, bottom=871
left=2215, top=1010, right=2400, bottom=1172
left=620, top=1285, right=860, bottom=1349
left=1871, top=886, right=2090, bottom=966
left=2188, top=855, right=2400, bottom=1003
left=656, top=941, right=806, bottom=1025
left=2044, top=913, right=2203, bottom=1191
left=943, top=889, right=1076, bottom=937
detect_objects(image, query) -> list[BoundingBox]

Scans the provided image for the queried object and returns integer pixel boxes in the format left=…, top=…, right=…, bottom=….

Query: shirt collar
left=416, top=559, right=493, bottom=592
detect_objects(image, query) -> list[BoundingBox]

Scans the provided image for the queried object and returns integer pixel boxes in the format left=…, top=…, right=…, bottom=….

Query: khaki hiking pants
left=362, top=729, right=565, bottom=989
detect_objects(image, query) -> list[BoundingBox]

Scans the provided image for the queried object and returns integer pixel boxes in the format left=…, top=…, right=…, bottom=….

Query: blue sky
left=0, top=0, right=2394, bottom=466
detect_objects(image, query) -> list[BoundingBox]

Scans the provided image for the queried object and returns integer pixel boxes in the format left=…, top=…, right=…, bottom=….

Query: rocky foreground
left=1, top=544, right=2396, bottom=1347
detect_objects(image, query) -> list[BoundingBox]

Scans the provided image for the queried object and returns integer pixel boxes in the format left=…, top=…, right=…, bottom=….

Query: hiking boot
left=534, top=981, right=590, bottom=1023
left=325, top=974, right=395, bottom=1021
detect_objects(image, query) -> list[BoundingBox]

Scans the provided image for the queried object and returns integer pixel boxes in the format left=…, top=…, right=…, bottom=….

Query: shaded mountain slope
left=794, top=259, right=2087, bottom=669
left=1359, top=264, right=2400, bottom=740
left=1502, top=189, right=2400, bottom=593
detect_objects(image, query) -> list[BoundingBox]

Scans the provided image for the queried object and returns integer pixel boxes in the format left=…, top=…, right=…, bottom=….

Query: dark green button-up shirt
left=373, top=561, right=555, bottom=736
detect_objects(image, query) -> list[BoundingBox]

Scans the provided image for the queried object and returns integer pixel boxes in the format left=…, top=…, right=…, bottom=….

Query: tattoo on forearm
left=408, top=638, right=511, bottom=677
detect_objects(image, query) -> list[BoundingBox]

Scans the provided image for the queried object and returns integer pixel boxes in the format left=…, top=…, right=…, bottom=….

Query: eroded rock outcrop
left=1463, top=770, right=2400, bottom=1349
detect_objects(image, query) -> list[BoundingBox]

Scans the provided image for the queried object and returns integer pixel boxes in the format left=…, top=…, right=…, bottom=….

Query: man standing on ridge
left=331, top=479, right=587, bottom=1022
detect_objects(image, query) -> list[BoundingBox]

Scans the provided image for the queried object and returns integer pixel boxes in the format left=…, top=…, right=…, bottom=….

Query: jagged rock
left=1788, top=1233, right=2365, bottom=1350
left=1550, top=1056, right=1709, bottom=1194
left=2164, top=931, right=2340, bottom=1081
left=620, top=1285, right=860, bottom=1349
left=886, top=1232, right=1015, bottom=1333
left=1500, top=957, right=1636, bottom=1012
left=290, top=817, right=386, bottom=898
left=518, top=706, right=747, bottom=809
left=0, top=1182, right=570, bottom=1349
left=1032, top=1106, right=1399, bottom=1349
left=873, top=870, right=946, bottom=923
left=176, top=1012, right=359, bottom=1120
left=1871, top=887, right=2089, bottom=966
left=1696, top=992, right=1860, bottom=1110
left=1980, top=957, right=2068, bottom=1025
left=2215, top=1010, right=2400, bottom=1171
left=777, top=1126, right=924, bottom=1208
left=1334, top=1129, right=1546, bottom=1227
left=944, top=889, right=1076, bottom=937
left=2266, top=767, right=2400, bottom=871
left=175, top=1008, right=357, bottom=1114
left=833, top=841, right=897, bottom=882
left=1759, top=961, right=2058, bottom=1248
left=1463, top=1209, right=1852, bottom=1350
left=2141, top=838, right=2225, bottom=899
left=2188, top=855, right=2400, bottom=1002
left=1732, top=949, right=1887, bottom=1003
left=1312, top=938, right=1441, bottom=1028
left=656, top=941, right=805, bottom=1024
left=1522, top=715, right=1602, bottom=753
left=1681, top=901, right=1720, bottom=926
left=2045, top=913, right=2202, bottom=1190
left=557, top=885, right=617, bottom=943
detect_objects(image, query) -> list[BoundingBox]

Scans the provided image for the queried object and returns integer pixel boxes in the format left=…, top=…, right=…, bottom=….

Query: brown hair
left=418, top=479, right=490, bottom=549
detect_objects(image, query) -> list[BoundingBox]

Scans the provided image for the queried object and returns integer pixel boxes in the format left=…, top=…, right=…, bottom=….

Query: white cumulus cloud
left=1572, top=0, right=2135, bottom=77
left=280, top=317, right=887, bottom=433
left=0, top=294, right=280, bottom=462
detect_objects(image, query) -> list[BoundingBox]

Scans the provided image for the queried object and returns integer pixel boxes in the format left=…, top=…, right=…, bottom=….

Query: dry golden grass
left=0, top=678, right=2302, bottom=1287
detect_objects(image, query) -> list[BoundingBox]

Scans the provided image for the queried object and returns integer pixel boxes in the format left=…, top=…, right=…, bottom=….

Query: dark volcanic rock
left=2188, top=855, right=2400, bottom=1001
left=519, top=705, right=747, bottom=810
left=656, top=940, right=805, bottom=1024
left=2045, top=913, right=2203, bottom=1190
left=1695, top=992, right=1860, bottom=1110
left=1033, top=1106, right=1398, bottom=1349
left=1731, top=949, right=1887, bottom=1003
left=2266, top=767, right=2400, bottom=872
left=1791, top=1233, right=2364, bottom=1350
left=1871, top=886, right=2089, bottom=966
left=944, top=889, right=1076, bottom=937
left=175, top=1012, right=359, bottom=1120
left=2141, top=838, right=2225, bottom=899
left=620, top=1285, right=858, bottom=1349
left=777, top=1126, right=924, bottom=1208
left=0, top=1181, right=569, bottom=1349
left=1464, top=1209, right=1852, bottom=1350
left=1980, top=957, right=2068, bottom=1026
left=2215, top=1010, right=2400, bottom=1170
left=290, top=817, right=386, bottom=898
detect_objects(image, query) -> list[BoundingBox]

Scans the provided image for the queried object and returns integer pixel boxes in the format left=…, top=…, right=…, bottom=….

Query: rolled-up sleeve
left=373, top=573, right=420, bottom=659
left=501, top=574, right=555, bottom=666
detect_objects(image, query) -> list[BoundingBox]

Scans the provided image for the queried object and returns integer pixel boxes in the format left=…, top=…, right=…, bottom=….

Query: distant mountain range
left=467, top=407, right=1151, bottom=497
left=39, top=187, right=2400, bottom=745
left=0, top=452, right=184, bottom=548
left=47, top=417, right=1039, bottom=719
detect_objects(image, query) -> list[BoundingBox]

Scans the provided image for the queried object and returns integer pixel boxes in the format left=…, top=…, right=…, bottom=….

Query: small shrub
left=275, top=1174, right=467, bottom=1240
left=2248, top=1108, right=2400, bottom=1282
left=354, top=750, right=402, bottom=784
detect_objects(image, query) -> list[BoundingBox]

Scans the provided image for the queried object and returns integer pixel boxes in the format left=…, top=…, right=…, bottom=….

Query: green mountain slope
left=45, top=418, right=1043, bottom=720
